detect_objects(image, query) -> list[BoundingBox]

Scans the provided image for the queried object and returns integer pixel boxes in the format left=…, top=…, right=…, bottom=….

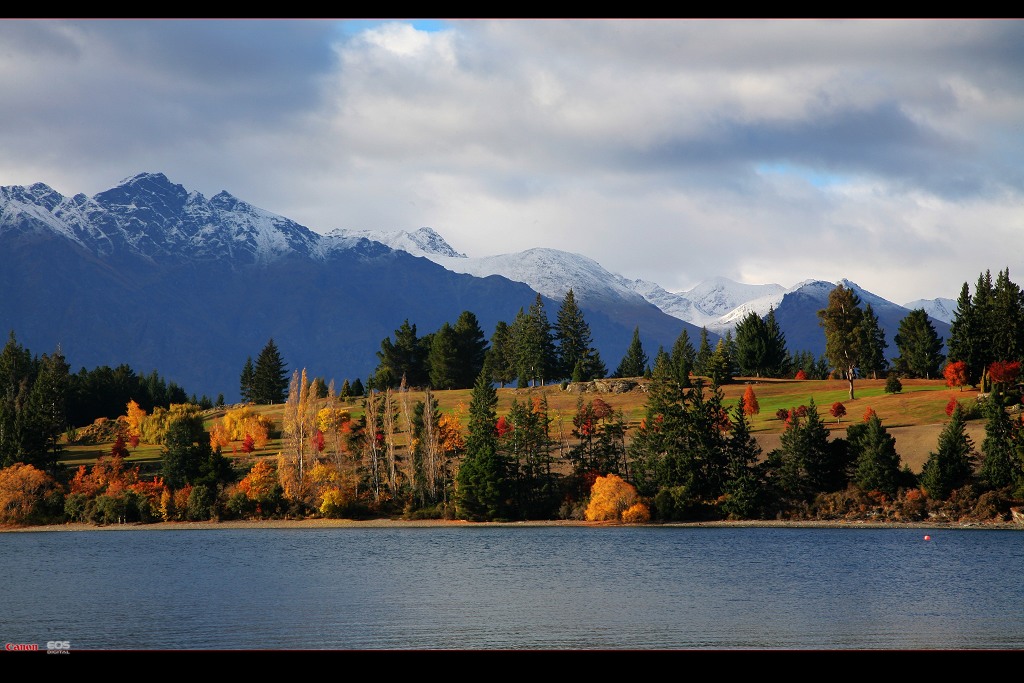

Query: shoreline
left=4, top=517, right=1021, bottom=533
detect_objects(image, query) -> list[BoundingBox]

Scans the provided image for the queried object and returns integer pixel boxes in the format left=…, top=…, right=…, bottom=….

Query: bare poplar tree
left=362, top=391, right=382, bottom=502
left=383, top=388, right=399, bottom=497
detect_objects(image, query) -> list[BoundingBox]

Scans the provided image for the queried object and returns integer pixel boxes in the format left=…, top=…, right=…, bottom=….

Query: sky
left=1, top=18, right=1022, bottom=305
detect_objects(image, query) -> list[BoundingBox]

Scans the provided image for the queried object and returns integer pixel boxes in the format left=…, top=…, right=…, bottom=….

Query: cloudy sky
left=1, top=19, right=1021, bottom=304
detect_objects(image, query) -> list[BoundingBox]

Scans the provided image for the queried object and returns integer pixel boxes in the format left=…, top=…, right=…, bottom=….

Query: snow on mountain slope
left=903, top=297, right=957, bottom=323
left=327, top=226, right=467, bottom=259
left=681, top=277, right=787, bottom=320
left=0, top=172, right=324, bottom=267
left=428, top=248, right=653, bottom=307
left=279, top=226, right=953, bottom=336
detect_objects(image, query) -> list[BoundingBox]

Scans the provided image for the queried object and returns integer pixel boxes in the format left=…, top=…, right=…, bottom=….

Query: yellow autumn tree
left=138, top=403, right=204, bottom=445
left=125, top=400, right=147, bottom=441
left=585, top=473, right=646, bottom=522
left=221, top=407, right=273, bottom=445
left=0, top=463, right=60, bottom=525
left=282, top=369, right=322, bottom=504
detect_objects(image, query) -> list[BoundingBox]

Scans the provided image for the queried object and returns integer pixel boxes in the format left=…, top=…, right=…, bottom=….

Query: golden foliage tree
left=0, top=463, right=60, bottom=525
left=125, top=400, right=147, bottom=446
left=237, top=459, right=279, bottom=502
left=620, top=502, right=651, bottom=524
left=282, top=369, right=322, bottom=503
left=138, top=403, right=204, bottom=445
left=585, top=473, right=643, bottom=522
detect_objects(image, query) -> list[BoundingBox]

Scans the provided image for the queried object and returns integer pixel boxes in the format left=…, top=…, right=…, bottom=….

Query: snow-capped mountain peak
left=326, top=226, right=466, bottom=259
left=0, top=172, right=323, bottom=267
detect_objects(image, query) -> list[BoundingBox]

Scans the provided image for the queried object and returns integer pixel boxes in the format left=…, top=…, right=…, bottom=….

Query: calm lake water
left=1, top=526, right=1022, bottom=651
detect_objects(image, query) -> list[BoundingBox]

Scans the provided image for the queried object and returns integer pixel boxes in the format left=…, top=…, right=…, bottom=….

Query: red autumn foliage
left=312, top=429, right=325, bottom=453
left=590, top=398, right=613, bottom=420
left=989, top=360, right=1021, bottom=385
left=495, top=416, right=513, bottom=437
left=742, top=385, right=759, bottom=416
left=830, top=402, right=846, bottom=423
left=241, top=433, right=256, bottom=454
left=945, top=396, right=959, bottom=417
left=111, top=434, right=129, bottom=459
left=943, top=360, right=969, bottom=391
left=795, top=370, right=808, bottom=380
left=863, top=406, right=876, bottom=422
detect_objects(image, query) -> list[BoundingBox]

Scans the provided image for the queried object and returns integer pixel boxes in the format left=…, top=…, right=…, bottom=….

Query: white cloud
left=0, top=18, right=1021, bottom=304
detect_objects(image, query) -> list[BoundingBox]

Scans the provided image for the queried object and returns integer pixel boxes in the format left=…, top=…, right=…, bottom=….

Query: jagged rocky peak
left=95, top=172, right=193, bottom=213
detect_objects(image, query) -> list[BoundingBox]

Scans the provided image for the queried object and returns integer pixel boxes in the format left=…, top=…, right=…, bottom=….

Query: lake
left=1, top=526, right=1021, bottom=651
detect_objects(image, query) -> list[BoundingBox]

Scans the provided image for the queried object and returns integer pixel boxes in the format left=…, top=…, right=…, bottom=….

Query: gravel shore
left=4, top=517, right=1021, bottom=533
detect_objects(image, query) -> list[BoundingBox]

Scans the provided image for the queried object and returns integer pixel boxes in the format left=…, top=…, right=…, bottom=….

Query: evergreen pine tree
left=670, top=328, right=696, bottom=387
left=721, top=395, right=764, bottom=519
left=920, top=404, right=975, bottom=500
left=734, top=311, right=769, bottom=377
left=455, top=372, right=508, bottom=521
left=483, top=320, right=515, bottom=388
left=24, top=347, right=70, bottom=474
left=554, top=289, right=605, bottom=381
left=510, top=296, right=557, bottom=387
left=427, top=323, right=459, bottom=390
left=614, top=327, right=648, bottom=378
left=848, top=414, right=901, bottom=496
left=452, top=311, right=489, bottom=389
left=374, top=320, right=427, bottom=390
left=857, top=303, right=889, bottom=380
left=252, top=339, right=289, bottom=405
left=767, top=398, right=835, bottom=501
left=948, top=281, right=981, bottom=386
left=0, top=331, right=35, bottom=469
left=979, top=398, right=1020, bottom=490
left=239, top=357, right=255, bottom=404
left=971, top=270, right=996, bottom=391
left=763, top=307, right=789, bottom=377
left=694, top=327, right=713, bottom=379
left=893, top=309, right=945, bottom=379
left=707, top=339, right=733, bottom=385
left=990, top=268, right=1024, bottom=365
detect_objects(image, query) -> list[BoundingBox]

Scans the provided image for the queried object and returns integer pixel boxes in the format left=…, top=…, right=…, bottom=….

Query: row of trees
left=4, top=357, right=1022, bottom=527
left=0, top=331, right=198, bottom=475
left=367, top=291, right=609, bottom=392
left=451, top=353, right=1024, bottom=523
left=818, top=268, right=1024, bottom=402
left=948, top=268, right=1024, bottom=391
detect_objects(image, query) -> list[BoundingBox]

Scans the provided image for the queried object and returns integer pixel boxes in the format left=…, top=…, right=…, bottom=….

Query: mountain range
left=1, top=172, right=953, bottom=401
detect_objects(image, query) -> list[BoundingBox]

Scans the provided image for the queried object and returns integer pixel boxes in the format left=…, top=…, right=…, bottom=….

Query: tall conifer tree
left=554, top=289, right=605, bottom=382
left=614, top=327, right=648, bottom=378
left=455, top=372, right=508, bottom=521
left=252, top=339, right=289, bottom=405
